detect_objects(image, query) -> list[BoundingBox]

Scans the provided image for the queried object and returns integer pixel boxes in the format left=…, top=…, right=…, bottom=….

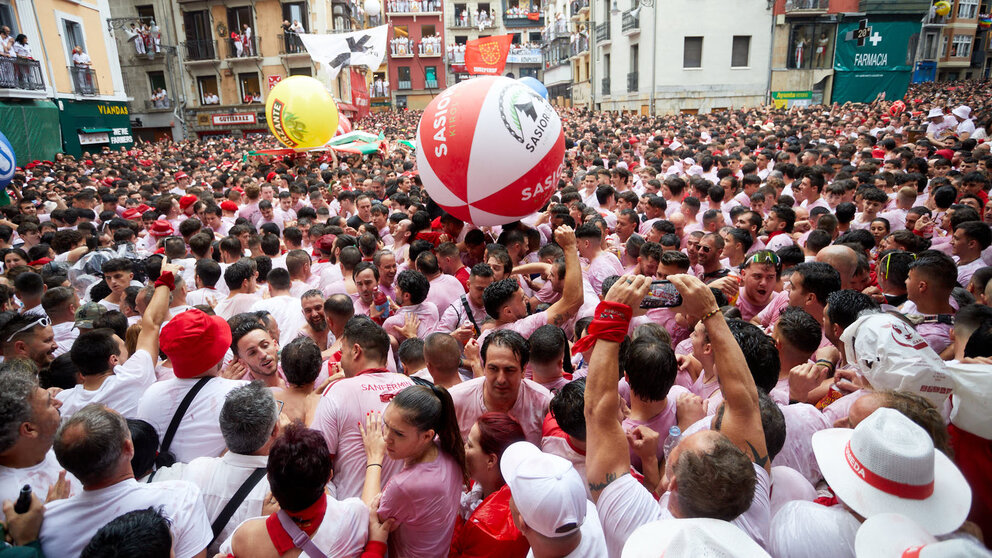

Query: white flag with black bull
left=298, top=26, right=388, bottom=80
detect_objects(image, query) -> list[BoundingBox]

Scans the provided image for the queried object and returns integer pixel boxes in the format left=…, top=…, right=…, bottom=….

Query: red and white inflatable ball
left=416, top=76, right=565, bottom=226
left=889, top=100, right=906, bottom=116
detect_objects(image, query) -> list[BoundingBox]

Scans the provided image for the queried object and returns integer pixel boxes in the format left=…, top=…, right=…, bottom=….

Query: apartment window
left=147, top=71, right=166, bottom=92
left=951, top=34, right=973, bottom=57
left=184, top=10, right=210, bottom=41
left=63, top=20, right=85, bottom=52
left=788, top=23, right=832, bottom=69
left=332, top=2, right=350, bottom=30
left=958, top=0, right=979, bottom=19
left=136, top=4, right=155, bottom=24
left=0, top=2, right=18, bottom=35
left=238, top=72, right=261, bottom=103
left=398, top=66, right=411, bottom=89
left=941, top=34, right=948, bottom=57
left=227, top=7, right=253, bottom=37
left=630, top=43, right=638, bottom=71
left=197, top=75, right=218, bottom=104
left=683, top=36, right=702, bottom=68
left=731, top=35, right=750, bottom=67
left=425, top=66, right=438, bottom=88
left=283, top=2, right=308, bottom=30
left=422, top=24, right=436, bottom=37
left=288, top=66, right=312, bottom=76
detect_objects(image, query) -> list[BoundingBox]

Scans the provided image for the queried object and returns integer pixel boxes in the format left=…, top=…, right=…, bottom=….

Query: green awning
left=78, top=127, right=112, bottom=134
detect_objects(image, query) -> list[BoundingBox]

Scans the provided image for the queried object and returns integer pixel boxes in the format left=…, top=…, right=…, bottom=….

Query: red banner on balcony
left=350, top=69, right=370, bottom=122
left=464, top=34, right=512, bottom=75
left=527, top=12, right=540, bottom=20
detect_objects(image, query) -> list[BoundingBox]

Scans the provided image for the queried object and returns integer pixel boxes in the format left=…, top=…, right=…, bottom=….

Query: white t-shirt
left=52, top=321, right=79, bottom=357
left=57, top=349, right=156, bottom=419
left=250, top=294, right=307, bottom=347
left=40, top=478, right=212, bottom=558
left=155, top=452, right=269, bottom=555
left=136, top=376, right=248, bottom=464
left=0, top=450, right=82, bottom=521
left=220, top=494, right=368, bottom=557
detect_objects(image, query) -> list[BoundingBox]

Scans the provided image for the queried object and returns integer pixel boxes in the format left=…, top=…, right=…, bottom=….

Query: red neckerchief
left=265, top=494, right=327, bottom=555
left=767, top=230, right=787, bottom=240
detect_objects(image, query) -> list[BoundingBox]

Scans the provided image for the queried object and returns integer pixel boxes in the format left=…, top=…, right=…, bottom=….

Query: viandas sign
left=832, top=18, right=921, bottom=104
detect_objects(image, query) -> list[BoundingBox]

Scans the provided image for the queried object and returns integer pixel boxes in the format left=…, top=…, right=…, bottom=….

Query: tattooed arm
left=583, top=276, right=651, bottom=501
left=669, top=275, right=769, bottom=473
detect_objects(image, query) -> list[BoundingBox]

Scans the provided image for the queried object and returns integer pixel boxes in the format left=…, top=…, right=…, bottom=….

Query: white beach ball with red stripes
left=416, top=76, right=565, bottom=226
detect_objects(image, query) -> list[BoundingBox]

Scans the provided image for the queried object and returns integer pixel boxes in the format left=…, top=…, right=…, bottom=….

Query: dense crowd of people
left=0, top=80, right=991, bottom=558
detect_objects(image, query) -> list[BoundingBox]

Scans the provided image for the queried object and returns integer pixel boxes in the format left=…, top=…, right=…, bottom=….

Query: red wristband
left=154, top=270, right=175, bottom=291
left=571, top=301, right=632, bottom=355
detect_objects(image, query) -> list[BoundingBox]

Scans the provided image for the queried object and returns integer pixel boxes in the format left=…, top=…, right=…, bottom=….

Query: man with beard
left=230, top=319, right=282, bottom=388
left=297, top=289, right=330, bottom=352
left=0, top=314, right=58, bottom=370
left=696, top=232, right=730, bottom=283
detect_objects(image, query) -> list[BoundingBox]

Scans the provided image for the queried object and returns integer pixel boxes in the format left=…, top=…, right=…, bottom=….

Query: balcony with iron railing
left=542, top=18, right=570, bottom=42
left=144, top=97, right=173, bottom=111
left=784, top=0, right=830, bottom=12
left=390, top=39, right=415, bottom=57
left=627, top=71, right=637, bottom=92
left=622, top=9, right=639, bottom=33
left=601, top=76, right=609, bottom=95
left=425, top=79, right=439, bottom=88
left=226, top=36, right=260, bottom=59
left=69, top=66, right=98, bottom=96
left=398, top=79, right=412, bottom=89
left=418, top=39, right=444, bottom=56
left=182, top=39, right=217, bottom=61
left=278, top=33, right=307, bottom=55
left=448, top=49, right=466, bottom=64
left=570, top=33, right=589, bottom=57
left=504, top=10, right=544, bottom=27
left=385, top=0, right=442, bottom=15
left=570, top=0, right=589, bottom=17
left=0, top=57, right=45, bottom=92
left=595, top=22, right=610, bottom=42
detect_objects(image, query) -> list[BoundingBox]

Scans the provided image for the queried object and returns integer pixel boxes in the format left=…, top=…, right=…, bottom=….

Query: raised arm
left=668, top=274, right=768, bottom=472
left=584, top=275, right=650, bottom=501
left=135, top=259, right=177, bottom=356
left=545, top=225, right=583, bottom=327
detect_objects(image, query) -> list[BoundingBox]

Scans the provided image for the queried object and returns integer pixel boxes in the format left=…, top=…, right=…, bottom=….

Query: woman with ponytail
left=360, top=384, right=467, bottom=557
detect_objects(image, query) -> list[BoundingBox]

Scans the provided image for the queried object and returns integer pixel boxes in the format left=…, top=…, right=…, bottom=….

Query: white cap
left=927, top=108, right=945, bottom=119
left=499, top=441, right=586, bottom=539
left=855, top=513, right=992, bottom=557
left=622, top=518, right=770, bottom=558
left=951, top=105, right=972, bottom=120
left=839, top=312, right=953, bottom=407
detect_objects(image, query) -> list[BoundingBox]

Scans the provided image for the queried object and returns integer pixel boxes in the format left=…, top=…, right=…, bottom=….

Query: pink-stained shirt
left=774, top=402, right=832, bottom=485
left=350, top=292, right=375, bottom=317
left=448, top=377, right=551, bottom=445
left=478, top=311, right=550, bottom=347
left=754, top=290, right=791, bottom=330
left=382, top=302, right=439, bottom=341
left=764, top=232, right=795, bottom=253
left=584, top=251, right=625, bottom=296
left=769, top=376, right=790, bottom=405
left=424, top=273, right=465, bottom=315
left=312, top=371, right=414, bottom=499
left=378, top=447, right=463, bottom=558
left=623, top=385, right=690, bottom=471
left=435, top=295, right=487, bottom=334
left=736, top=287, right=773, bottom=323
